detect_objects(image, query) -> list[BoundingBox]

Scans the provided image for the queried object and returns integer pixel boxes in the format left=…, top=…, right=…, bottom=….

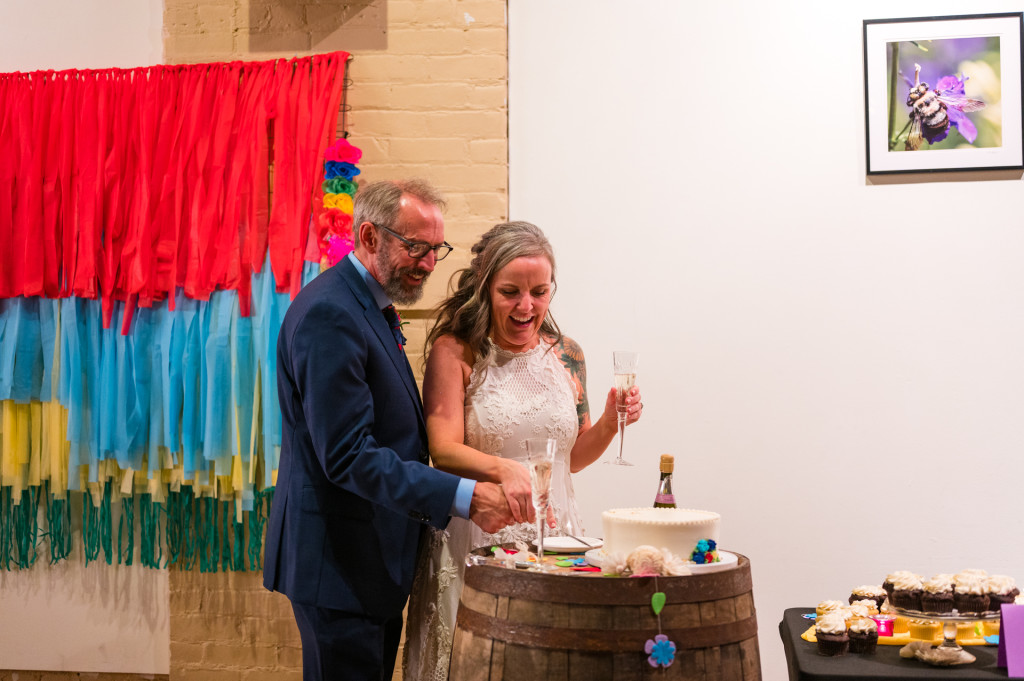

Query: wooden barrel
left=449, top=552, right=760, bottom=681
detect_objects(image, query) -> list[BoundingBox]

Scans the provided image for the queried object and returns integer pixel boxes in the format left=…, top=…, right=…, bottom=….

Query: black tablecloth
left=779, top=608, right=1008, bottom=680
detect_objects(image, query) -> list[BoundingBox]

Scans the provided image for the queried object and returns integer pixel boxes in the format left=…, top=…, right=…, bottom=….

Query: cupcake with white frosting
left=848, top=617, right=879, bottom=654
left=889, top=572, right=924, bottom=611
left=849, top=585, right=886, bottom=610
left=816, top=600, right=845, bottom=617
left=815, top=612, right=849, bottom=657
left=985, top=575, right=1019, bottom=612
left=953, top=576, right=990, bottom=614
left=921, top=575, right=954, bottom=614
left=850, top=599, right=879, bottom=617
left=883, top=570, right=918, bottom=599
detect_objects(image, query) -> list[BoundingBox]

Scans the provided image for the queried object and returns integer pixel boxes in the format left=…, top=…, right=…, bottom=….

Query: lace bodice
left=463, top=341, right=584, bottom=547
left=402, top=339, right=586, bottom=681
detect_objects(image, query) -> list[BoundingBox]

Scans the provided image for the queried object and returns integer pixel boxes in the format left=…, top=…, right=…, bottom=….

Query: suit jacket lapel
left=335, top=260, right=426, bottom=428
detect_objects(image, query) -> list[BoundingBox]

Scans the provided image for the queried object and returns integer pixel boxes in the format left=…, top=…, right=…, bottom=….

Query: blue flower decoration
left=645, top=634, right=676, bottom=668
left=696, top=539, right=710, bottom=552
left=324, top=161, right=362, bottom=180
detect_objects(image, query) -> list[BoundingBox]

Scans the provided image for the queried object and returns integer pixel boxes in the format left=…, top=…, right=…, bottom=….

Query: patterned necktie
left=382, top=304, right=407, bottom=350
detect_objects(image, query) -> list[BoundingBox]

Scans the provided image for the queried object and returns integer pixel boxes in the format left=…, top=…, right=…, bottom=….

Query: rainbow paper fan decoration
left=317, top=138, right=362, bottom=267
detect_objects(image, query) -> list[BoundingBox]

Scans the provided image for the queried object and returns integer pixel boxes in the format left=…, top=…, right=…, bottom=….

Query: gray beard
left=377, top=246, right=428, bottom=305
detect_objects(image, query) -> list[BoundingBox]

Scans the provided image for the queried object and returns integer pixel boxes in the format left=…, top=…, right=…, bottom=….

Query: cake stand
left=891, top=606, right=1001, bottom=652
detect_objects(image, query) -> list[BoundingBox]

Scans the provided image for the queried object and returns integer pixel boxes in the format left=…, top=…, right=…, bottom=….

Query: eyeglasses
left=376, top=223, right=453, bottom=261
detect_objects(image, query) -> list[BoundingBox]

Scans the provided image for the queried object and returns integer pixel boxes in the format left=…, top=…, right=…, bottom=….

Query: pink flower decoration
left=324, top=138, right=363, bottom=164
left=326, top=234, right=354, bottom=264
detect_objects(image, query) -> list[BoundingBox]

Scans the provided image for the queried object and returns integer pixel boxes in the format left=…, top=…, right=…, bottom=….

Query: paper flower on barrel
left=646, top=634, right=676, bottom=668
left=317, top=138, right=363, bottom=268
left=690, top=538, right=720, bottom=564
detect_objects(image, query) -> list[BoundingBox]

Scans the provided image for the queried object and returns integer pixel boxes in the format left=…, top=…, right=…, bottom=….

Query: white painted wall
left=0, top=0, right=168, bottom=674
left=0, top=0, right=163, bottom=72
left=510, top=2, right=1024, bottom=679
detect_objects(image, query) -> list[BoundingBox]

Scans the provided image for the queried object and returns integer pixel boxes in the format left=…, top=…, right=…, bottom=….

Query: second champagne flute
left=526, top=437, right=556, bottom=570
left=606, top=350, right=638, bottom=466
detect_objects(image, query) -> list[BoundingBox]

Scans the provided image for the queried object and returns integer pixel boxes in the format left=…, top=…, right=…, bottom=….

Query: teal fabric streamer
left=82, top=490, right=100, bottom=565
left=1, top=487, right=12, bottom=569
left=100, top=482, right=113, bottom=565
left=118, top=494, right=135, bottom=566
left=248, top=487, right=272, bottom=570
left=10, top=486, right=40, bottom=569
left=44, top=482, right=72, bottom=564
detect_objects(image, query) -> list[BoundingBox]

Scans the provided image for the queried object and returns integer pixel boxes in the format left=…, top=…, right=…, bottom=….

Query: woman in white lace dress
left=402, top=221, right=643, bottom=680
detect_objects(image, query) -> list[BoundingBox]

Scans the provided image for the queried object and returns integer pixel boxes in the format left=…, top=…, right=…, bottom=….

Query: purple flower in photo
left=934, top=74, right=979, bottom=144
left=904, top=63, right=986, bottom=151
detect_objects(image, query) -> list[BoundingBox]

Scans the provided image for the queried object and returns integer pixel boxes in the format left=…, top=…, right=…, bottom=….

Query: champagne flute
left=526, top=437, right=556, bottom=570
left=606, top=350, right=638, bottom=466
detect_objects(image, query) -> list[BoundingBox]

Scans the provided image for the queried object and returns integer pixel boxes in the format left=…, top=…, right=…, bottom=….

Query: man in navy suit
left=264, top=179, right=516, bottom=680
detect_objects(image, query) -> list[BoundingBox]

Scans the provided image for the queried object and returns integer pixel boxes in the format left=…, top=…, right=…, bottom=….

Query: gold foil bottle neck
left=659, top=454, right=674, bottom=474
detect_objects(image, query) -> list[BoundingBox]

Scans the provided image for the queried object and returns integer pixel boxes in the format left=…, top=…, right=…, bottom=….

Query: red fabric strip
left=0, top=54, right=349, bottom=326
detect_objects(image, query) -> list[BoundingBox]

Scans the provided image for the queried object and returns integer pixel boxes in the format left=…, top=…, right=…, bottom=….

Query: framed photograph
left=863, top=13, right=1024, bottom=174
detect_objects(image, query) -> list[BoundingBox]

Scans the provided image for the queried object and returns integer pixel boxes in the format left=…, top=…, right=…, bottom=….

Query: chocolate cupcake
left=848, top=617, right=879, bottom=654
left=889, top=573, right=924, bottom=611
left=985, top=575, right=1020, bottom=613
left=884, top=571, right=916, bottom=600
left=815, top=612, right=849, bottom=657
left=849, top=585, right=887, bottom=611
left=953, top=576, right=990, bottom=614
left=920, top=575, right=954, bottom=614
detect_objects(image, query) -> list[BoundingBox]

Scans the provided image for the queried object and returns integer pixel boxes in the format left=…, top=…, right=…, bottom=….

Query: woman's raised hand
left=603, top=385, right=643, bottom=426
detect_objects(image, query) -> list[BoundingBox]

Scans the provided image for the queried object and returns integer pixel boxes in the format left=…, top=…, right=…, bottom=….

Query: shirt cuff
left=452, top=478, right=475, bottom=519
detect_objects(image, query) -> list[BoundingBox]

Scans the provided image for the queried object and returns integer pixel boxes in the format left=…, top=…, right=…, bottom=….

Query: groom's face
left=375, top=194, right=444, bottom=305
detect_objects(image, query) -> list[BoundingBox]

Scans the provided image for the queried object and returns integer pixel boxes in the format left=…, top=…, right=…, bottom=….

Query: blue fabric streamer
left=0, top=254, right=310, bottom=498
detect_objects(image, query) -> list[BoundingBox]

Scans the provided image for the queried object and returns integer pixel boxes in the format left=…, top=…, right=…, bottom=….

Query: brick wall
left=161, top=1, right=509, bottom=679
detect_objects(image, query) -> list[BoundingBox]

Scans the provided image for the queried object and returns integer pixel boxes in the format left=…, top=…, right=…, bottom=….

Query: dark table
left=780, top=608, right=1008, bottom=680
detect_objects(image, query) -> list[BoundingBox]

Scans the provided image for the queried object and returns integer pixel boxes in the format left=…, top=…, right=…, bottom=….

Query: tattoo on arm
left=558, top=337, right=589, bottom=429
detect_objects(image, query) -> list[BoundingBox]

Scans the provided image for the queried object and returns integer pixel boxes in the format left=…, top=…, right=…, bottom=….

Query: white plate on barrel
left=584, top=549, right=739, bottom=574
left=532, top=536, right=603, bottom=553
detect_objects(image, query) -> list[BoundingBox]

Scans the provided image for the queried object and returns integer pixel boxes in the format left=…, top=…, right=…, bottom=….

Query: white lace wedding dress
left=402, top=341, right=584, bottom=680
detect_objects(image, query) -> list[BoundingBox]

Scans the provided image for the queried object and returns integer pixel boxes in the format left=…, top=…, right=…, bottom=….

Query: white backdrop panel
left=509, top=2, right=1024, bottom=679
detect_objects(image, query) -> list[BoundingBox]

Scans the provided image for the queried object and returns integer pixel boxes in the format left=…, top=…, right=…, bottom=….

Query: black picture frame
left=863, top=13, right=1024, bottom=174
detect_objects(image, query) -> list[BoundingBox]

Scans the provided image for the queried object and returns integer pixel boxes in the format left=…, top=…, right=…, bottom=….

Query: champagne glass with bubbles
left=526, top=437, right=556, bottom=570
left=606, top=350, right=638, bottom=466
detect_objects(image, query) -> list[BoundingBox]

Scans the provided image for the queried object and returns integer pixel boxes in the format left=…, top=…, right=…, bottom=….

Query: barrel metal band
left=456, top=608, right=759, bottom=652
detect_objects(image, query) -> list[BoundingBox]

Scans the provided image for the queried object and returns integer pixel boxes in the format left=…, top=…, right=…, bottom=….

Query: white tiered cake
left=602, top=507, right=721, bottom=562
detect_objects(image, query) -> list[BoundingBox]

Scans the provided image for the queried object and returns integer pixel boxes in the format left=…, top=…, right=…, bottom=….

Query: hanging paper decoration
left=316, top=138, right=362, bottom=268
left=644, top=579, right=676, bottom=668
left=0, top=52, right=351, bottom=572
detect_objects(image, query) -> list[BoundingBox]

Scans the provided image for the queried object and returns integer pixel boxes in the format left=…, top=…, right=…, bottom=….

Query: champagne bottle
left=654, top=454, right=676, bottom=508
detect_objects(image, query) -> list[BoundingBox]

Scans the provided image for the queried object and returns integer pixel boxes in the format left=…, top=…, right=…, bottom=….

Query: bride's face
left=488, top=255, right=554, bottom=353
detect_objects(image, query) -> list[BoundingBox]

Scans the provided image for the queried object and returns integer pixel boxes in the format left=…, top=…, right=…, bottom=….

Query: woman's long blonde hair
left=426, top=221, right=561, bottom=360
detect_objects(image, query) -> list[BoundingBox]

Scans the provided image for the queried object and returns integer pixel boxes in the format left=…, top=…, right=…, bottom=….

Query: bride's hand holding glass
left=601, top=384, right=644, bottom=426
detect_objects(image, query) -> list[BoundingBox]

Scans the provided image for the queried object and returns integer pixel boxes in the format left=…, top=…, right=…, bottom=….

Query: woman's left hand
left=603, top=385, right=644, bottom=426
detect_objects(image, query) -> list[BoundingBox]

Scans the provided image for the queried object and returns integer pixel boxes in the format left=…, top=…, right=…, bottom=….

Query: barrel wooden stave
left=450, top=553, right=761, bottom=681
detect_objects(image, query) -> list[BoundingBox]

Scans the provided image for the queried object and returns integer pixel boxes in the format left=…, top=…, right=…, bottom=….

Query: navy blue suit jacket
left=263, top=258, right=461, bottom=618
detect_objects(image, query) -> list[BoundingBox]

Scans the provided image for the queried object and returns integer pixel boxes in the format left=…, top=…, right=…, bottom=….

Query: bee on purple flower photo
left=903, top=62, right=987, bottom=151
